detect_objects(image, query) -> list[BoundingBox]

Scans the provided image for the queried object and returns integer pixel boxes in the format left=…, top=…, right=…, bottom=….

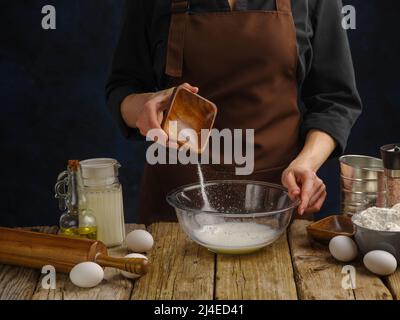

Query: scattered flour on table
left=353, top=204, right=400, bottom=231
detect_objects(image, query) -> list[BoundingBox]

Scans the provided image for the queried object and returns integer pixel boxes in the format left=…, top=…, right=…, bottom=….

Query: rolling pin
left=0, top=227, right=150, bottom=275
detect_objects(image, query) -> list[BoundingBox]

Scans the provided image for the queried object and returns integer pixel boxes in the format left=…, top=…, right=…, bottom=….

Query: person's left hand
left=281, top=163, right=327, bottom=215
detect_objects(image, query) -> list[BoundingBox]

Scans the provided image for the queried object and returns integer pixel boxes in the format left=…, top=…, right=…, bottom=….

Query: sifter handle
left=95, top=254, right=150, bottom=276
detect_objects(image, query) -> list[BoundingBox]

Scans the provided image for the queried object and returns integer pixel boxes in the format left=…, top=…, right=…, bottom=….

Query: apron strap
left=166, top=0, right=189, bottom=78
left=276, top=0, right=292, bottom=12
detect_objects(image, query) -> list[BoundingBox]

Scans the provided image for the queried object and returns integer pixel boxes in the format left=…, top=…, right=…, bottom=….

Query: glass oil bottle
left=55, top=160, right=97, bottom=240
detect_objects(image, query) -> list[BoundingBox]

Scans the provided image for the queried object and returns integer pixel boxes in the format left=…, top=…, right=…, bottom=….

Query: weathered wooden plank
left=0, top=265, right=40, bottom=300
left=289, top=220, right=392, bottom=300
left=132, top=222, right=214, bottom=300
left=215, top=232, right=297, bottom=300
left=32, top=224, right=143, bottom=300
left=0, top=226, right=57, bottom=300
left=352, top=262, right=392, bottom=300
left=386, top=270, right=400, bottom=300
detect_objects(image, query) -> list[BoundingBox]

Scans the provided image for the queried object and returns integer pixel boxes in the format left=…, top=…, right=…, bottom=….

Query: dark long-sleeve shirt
left=106, top=0, right=362, bottom=157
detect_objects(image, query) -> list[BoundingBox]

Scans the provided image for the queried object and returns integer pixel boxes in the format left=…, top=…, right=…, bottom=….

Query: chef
left=106, top=0, right=362, bottom=224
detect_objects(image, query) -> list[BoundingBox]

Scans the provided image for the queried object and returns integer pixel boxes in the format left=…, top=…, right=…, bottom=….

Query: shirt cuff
left=300, top=115, right=351, bottom=159
left=106, top=86, right=143, bottom=140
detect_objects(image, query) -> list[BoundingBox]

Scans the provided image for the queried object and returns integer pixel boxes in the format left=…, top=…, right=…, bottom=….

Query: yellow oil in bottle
left=60, top=226, right=98, bottom=240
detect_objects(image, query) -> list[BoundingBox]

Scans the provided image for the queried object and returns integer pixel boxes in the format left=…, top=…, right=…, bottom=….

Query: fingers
left=308, top=181, right=325, bottom=205
left=304, top=189, right=327, bottom=215
left=282, top=170, right=301, bottom=200
left=136, top=101, right=161, bottom=133
left=302, top=179, right=327, bottom=215
left=136, top=100, right=168, bottom=144
left=181, top=82, right=199, bottom=94
left=298, top=172, right=317, bottom=215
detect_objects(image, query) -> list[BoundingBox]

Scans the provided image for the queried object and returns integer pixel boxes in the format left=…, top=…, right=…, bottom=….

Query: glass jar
left=385, top=173, right=400, bottom=207
left=80, top=158, right=126, bottom=247
left=381, top=144, right=400, bottom=207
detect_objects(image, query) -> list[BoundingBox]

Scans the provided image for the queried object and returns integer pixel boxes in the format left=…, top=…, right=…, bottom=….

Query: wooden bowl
left=162, top=87, right=217, bottom=154
left=306, top=215, right=355, bottom=245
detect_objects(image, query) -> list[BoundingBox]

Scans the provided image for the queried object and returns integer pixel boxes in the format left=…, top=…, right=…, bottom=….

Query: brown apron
left=138, top=0, right=302, bottom=225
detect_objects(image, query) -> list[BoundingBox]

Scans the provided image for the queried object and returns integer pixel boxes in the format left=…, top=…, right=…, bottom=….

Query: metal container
left=341, top=175, right=385, bottom=193
left=341, top=189, right=386, bottom=207
left=340, top=155, right=383, bottom=179
left=352, top=216, right=400, bottom=262
left=339, top=155, right=386, bottom=215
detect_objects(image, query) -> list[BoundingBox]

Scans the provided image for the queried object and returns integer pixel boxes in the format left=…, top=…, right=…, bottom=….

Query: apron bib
left=138, top=0, right=302, bottom=224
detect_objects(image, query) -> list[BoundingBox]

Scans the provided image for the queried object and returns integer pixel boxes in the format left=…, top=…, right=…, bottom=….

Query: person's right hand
left=135, top=83, right=199, bottom=140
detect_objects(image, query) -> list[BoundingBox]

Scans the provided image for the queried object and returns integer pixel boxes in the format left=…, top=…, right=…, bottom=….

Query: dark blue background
left=0, top=1, right=399, bottom=227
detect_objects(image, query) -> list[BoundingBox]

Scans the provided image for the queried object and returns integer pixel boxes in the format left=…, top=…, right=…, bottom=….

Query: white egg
left=69, top=262, right=104, bottom=288
left=121, top=253, right=149, bottom=279
left=126, top=229, right=154, bottom=252
left=329, top=236, right=358, bottom=262
left=363, top=250, right=397, bottom=276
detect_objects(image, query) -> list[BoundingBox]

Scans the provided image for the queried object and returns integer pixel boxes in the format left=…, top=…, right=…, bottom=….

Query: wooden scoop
left=162, top=87, right=217, bottom=154
left=0, top=227, right=150, bottom=275
left=306, top=215, right=355, bottom=245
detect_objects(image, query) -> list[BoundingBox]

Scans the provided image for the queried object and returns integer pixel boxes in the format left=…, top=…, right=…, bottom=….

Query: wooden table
left=0, top=220, right=399, bottom=300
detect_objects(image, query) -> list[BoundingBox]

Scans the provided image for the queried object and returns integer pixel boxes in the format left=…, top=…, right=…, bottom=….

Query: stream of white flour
left=197, top=164, right=212, bottom=211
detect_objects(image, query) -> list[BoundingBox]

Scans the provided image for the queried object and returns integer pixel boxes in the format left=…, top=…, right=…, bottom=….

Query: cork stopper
left=68, top=160, right=80, bottom=171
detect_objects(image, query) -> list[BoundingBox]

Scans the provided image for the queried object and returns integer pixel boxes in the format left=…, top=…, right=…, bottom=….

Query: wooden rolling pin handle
left=95, top=254, right=150, bottom=276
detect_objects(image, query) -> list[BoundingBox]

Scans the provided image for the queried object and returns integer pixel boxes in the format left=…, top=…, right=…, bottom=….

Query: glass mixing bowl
left=167, top=180, right=300, bottom=254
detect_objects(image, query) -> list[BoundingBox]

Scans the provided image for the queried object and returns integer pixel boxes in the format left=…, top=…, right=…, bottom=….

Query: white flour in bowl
left=353, top=205, right=400, bottom=232
left=193, top=222, right=278, bottom=254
